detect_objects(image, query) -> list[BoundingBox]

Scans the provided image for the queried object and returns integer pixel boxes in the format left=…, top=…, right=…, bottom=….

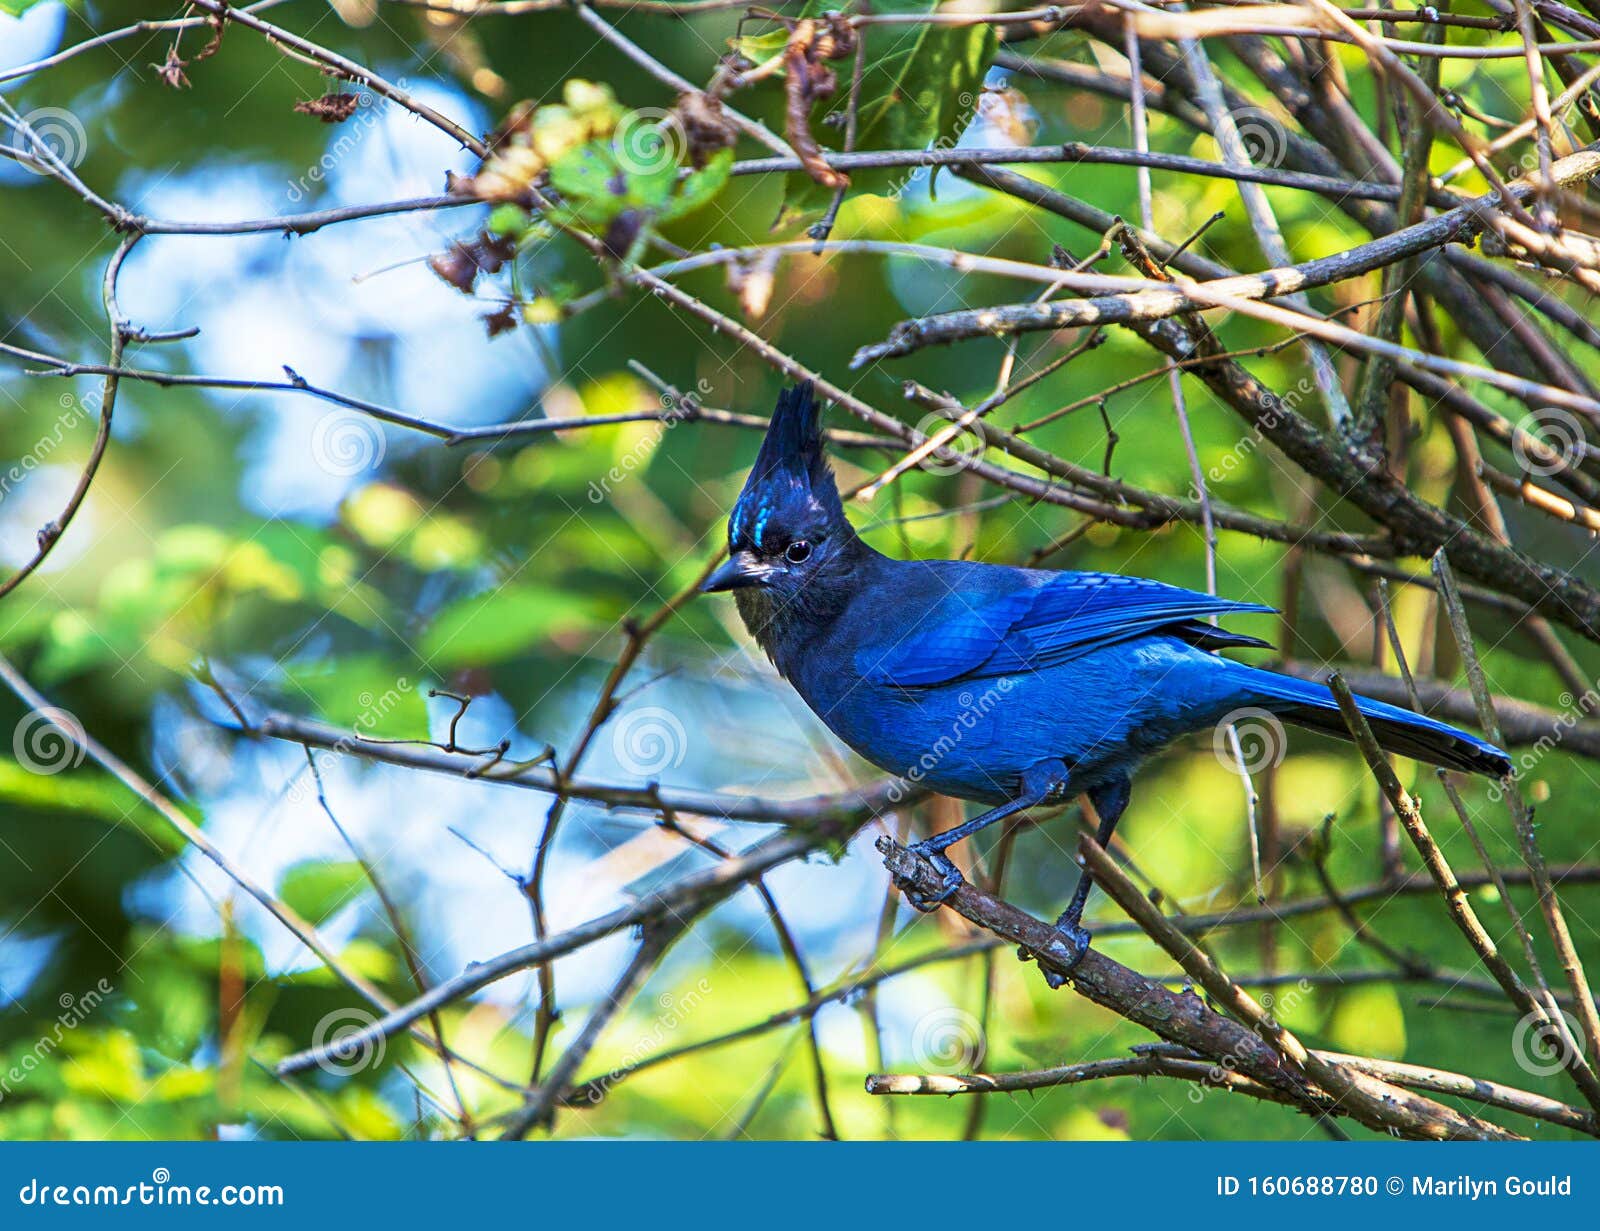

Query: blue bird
left=703, top=383, right=1511, bottom=984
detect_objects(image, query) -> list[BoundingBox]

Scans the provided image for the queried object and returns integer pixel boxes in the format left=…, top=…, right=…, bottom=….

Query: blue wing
left=855, top=570, right=1273, bottom=687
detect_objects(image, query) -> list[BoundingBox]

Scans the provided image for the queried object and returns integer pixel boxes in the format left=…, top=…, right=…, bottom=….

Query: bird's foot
left=901, top=841, right=964, bottom=911
left=1018, top=922, right=1091, bottom=989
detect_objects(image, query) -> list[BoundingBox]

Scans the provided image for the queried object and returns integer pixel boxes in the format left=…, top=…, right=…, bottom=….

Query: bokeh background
left=2, top=0, right=1598, bottom=1141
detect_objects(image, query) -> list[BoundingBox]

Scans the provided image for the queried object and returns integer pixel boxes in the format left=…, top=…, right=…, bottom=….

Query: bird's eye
left=784, top=540, right=812, bottom=565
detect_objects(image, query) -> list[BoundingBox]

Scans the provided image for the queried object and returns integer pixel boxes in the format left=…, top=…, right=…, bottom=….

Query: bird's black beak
left=701, top=550, right=767, bottom=593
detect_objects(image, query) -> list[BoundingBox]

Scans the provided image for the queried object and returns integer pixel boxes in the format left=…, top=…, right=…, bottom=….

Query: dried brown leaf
left=427, top=232, right=518, bottom=294
left=154, top=48, right=190, bottom=90
left=482, top=304, right=519, bottom=338
left=782, top=22, right=847, bottom=192
left=675, top=91, right=738, bottom=170
left=196, top=14, right=226, bottom=62
left=294, top=93, right=363, bottom=124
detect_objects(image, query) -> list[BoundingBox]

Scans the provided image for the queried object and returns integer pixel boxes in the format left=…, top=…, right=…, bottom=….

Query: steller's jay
left=702, top=383, right=1511, bottom=984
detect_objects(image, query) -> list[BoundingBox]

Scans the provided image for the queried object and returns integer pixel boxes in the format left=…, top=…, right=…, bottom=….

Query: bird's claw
left=902, top=841, right=964, bottom=911
left=1018, top=923, right=1091, bottom=989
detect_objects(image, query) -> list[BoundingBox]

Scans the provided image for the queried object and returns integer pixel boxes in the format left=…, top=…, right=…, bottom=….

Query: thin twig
left=1431, top=553, right=1600, bottom=1068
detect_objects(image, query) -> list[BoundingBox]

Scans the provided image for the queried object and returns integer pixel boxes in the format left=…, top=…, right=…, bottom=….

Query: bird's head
left=700, top=381, right=855, bottom=610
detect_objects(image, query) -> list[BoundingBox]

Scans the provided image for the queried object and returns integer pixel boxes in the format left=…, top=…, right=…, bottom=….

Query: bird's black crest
left=751, top=382, right=824, bottom=486
left=730, top=382, right=844, bottom=549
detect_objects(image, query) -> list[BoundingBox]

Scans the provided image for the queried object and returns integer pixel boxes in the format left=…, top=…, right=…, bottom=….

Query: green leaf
left=0, top=761, right=186, bottom=855
left=280, top=860, right=368, bottom=926
left=283, top=653, right=424, bottom=739
left=34, top=609, right=120, bottom=681
left=1327, top=983, right=1408, bottom=1059
left=59, top=1030, right=148, bottom=1103
left=767, top=1, right=996, bottom=226
left=547, top=141, right=630, bottom=228
left=734, top=25, right=790, bottom=65
left=614, top=122, right=680, bottom=208
left=487, top=203, right=530, bottom=237
left=420, top=583, right=600, bottom=667
left=658, top=149, right=734, bottom=224
left=547, top=141, right=619, bottom=200
left=545, top=116, right=729, bottom=246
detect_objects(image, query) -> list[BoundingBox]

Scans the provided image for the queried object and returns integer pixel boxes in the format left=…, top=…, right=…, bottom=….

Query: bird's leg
left=902, top=761, right=1067, bottom=912
left=1027, top=776, right=1131, bottom=989
left=902, top=798, right=1032, bottom=912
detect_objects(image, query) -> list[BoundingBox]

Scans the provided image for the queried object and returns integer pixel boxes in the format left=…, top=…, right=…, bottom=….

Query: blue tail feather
left=1235, top=666, right=1511, bottom=778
